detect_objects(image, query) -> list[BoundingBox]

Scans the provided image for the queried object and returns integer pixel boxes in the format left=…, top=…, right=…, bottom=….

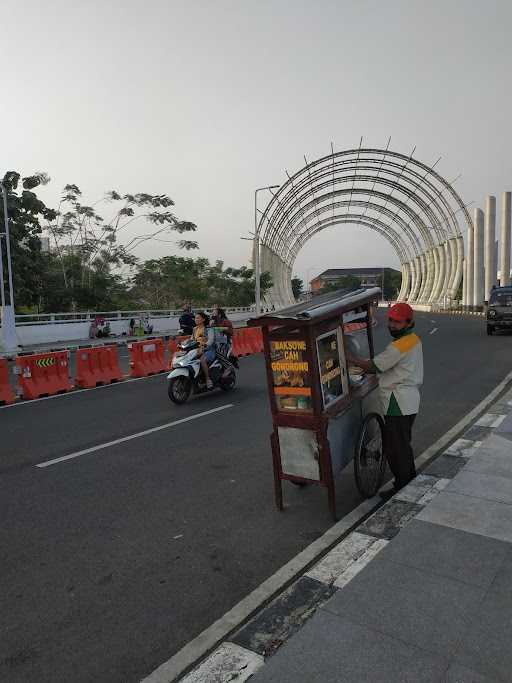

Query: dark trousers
left=383, top=414, right=417, bottom=490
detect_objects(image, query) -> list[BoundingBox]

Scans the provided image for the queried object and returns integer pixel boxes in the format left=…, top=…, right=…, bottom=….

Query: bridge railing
left=1, top=307, right=255, bottom=346
left=12, top=307, right=255, bottom=327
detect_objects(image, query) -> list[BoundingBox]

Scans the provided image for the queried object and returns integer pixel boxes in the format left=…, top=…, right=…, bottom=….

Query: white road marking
left=36, top=404, right=234, bottom=468
left=429, top=327, right=438, bottom=335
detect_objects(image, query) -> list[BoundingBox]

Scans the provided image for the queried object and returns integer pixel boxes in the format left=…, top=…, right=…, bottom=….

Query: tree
left=45, top=184, right=198, bottom=294
left=291, top=276, right=304, bottom=300
left=382, top=268, right=402, bottom=300
left=0, top=171, right=57, bottom=311
left=131, top=257, right=273, bottom=308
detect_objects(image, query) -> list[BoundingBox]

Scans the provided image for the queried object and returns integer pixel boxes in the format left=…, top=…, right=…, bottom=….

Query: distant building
left=310, top=267, right=400, bottom=293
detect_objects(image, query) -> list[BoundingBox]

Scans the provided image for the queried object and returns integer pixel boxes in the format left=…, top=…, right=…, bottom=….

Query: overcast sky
left=2, top=0, right=511, bottom=283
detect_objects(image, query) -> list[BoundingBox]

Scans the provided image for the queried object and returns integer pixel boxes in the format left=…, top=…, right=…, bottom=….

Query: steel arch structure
left=255, top=147, right=471, bottom=308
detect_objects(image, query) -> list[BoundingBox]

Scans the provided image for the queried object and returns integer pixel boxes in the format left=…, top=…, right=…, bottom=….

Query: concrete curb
left=141, top=371, right=512, bottom=683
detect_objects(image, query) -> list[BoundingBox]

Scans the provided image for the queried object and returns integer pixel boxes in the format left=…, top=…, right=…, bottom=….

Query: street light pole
left=0, top=181, right=19, bottom=354
left=254, top=184, right=279, bottom=315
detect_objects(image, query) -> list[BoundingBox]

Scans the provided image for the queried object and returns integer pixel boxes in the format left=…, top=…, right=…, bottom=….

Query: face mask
left=388, top=321, right=414, bottom=339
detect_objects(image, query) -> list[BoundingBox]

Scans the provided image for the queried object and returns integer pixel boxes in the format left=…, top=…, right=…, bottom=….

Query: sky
left=1, top=0, right=511, bottom=284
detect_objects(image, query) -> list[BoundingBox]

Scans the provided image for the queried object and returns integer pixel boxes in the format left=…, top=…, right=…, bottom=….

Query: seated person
left=210, top=306, right=233, bottom=338
left=192, top=311, right=215, bottom=389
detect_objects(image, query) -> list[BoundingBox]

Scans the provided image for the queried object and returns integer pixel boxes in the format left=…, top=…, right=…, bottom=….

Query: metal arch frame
left=254, top=147, right=470, bottom=309
left=265, top=165, right=457, bottom=257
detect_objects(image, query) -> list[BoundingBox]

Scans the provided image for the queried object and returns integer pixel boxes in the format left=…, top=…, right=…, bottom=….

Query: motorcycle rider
left=192, top=311, right=215, bottom=389
left=179, top=304, right=195, bottom=336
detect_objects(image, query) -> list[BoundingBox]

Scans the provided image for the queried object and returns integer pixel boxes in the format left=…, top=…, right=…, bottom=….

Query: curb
left=142, top=371, right=512, bottom=683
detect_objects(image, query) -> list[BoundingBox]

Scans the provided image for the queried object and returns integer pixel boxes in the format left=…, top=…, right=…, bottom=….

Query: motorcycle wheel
left=168, top=377, right=192, bottom=404
left=220, top=370, right=236, bottom=391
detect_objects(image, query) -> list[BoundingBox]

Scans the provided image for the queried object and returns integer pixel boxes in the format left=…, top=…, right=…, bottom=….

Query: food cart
left=248, top=287, right=385, bottom=519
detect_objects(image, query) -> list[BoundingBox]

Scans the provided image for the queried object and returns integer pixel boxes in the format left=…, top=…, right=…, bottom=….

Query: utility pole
left=0, top=181, right=20, bottom=354
left=254, top=184, right=279, bottom=315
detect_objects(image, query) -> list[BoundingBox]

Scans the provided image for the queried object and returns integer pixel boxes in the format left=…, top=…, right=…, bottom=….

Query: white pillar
left=484, top=195, right=496, bottom=301
left=442, top=241, right=451, bottom=305
left=428, top=246, right=440, bottom=303
left=409, top=256, right=422, bottom=301
left=431, top=244, right=446, bottom=303
left=500, top=191, right=511, bottom=286
left=416, top=252, right=428, bottom=301
left=473, top=208, right=485, bottom=307
left=419, top=249, right=434, bottom=301
left=408, top=258, right=417, bottom=301
left=462, top=258, right=468, bottom=306
left=400, top=261, right=411, bottom=301
left=449, top=236, right=464, bottom=302
left=466, top=223, right=474, bottom=307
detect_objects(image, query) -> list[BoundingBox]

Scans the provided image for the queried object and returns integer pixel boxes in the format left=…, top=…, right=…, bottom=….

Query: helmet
left=387, top=302, right=413, bottom=323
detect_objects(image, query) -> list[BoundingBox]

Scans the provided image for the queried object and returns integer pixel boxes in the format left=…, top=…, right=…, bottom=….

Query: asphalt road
left=1, top=312, right=511, bottom=682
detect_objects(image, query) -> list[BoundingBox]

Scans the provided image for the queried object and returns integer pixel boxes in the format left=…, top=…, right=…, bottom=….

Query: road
left=1, top=312, right=511, bottom=682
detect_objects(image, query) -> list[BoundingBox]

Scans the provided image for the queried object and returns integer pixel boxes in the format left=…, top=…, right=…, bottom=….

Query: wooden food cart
left=248, top=287, right=385, bottom=519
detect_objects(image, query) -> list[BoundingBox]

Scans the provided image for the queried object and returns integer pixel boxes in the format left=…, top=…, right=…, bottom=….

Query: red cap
left=387, top=302, right=413, bottom=323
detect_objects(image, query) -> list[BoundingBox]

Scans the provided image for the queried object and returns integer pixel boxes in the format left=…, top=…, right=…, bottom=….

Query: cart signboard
left=270, top=338, right=312, bottom=413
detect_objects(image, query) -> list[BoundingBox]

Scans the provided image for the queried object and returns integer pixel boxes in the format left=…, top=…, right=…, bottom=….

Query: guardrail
left=0, top=307, right=256, bottom=347
left=12, top=307, right=255, bottom=326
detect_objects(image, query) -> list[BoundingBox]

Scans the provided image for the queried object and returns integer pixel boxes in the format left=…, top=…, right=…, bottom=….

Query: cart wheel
left=354, top=412, right=385, bottom=498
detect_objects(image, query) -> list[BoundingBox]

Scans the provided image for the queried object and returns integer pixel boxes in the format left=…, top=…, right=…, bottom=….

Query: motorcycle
left=167, top=339, right=237, bottom=404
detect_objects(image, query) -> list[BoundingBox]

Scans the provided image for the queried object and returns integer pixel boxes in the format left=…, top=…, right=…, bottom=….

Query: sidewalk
left=182, top=386, right=512, bottom=682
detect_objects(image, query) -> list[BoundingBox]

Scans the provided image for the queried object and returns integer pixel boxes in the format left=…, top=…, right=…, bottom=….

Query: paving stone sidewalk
left=183, top=386, right=512, bottom=683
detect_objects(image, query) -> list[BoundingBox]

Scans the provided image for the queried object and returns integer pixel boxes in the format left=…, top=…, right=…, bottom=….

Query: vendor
left=347, top=302, right=423, bottom=498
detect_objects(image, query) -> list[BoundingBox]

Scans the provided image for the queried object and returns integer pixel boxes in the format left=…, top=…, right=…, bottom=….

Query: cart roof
left=248, top=287, right=381, bottom=328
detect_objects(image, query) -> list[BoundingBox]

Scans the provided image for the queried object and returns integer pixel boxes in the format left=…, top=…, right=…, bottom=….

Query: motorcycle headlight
left=489, top=309, right=497, bottom=317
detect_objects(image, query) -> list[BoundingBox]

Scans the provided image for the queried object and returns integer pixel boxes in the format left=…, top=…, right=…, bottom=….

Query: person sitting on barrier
left=192, top=311, right=215, bottom=389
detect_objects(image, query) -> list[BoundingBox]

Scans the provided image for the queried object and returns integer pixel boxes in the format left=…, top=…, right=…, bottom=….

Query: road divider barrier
left=233, top=327, right=263, bottom=356
left=1, top=327, right=265, bottom=404
left=15, top=350, right=71, bottom=400
left=128, top=338, right=166, bottom=378
left=0, top=358, right=14, bottom=405
left=75, top=344, right=123, bottom=388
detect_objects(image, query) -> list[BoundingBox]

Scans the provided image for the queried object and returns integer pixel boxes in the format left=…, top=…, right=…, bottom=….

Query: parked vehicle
left=486, top=286, right=512, bottom=335
left=167, top=338, right=237, bottom=404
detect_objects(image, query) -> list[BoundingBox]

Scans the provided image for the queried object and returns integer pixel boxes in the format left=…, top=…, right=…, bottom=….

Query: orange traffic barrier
left=75, top=344, right=123, bottom=388
left=249, top=327, right=263, bottom=353
left=15, top=350, right=71, bottom=400
left=128, top=338, right=166, bottom=378
left=0, top=358, right=14, bottom=405
left=233, top=328, right=254, bottom=357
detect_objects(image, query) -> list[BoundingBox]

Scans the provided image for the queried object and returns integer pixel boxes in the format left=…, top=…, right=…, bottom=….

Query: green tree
left=1, top=171, right=57, bottom=311
left=131, top=257, right=272, bottom=308
left=382, top=268, right=402, bottom=300
left=46, top=184, right=198, bottom=294
left=291, top=276, right=304, bottom=300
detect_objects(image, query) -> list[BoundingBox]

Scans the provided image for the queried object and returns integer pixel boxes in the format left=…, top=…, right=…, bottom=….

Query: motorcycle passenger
left=179, top=304, right=195, bottom=336
left=193, top=311, right=215, bottom=389
left=210, top=307, right=233, bottom=339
